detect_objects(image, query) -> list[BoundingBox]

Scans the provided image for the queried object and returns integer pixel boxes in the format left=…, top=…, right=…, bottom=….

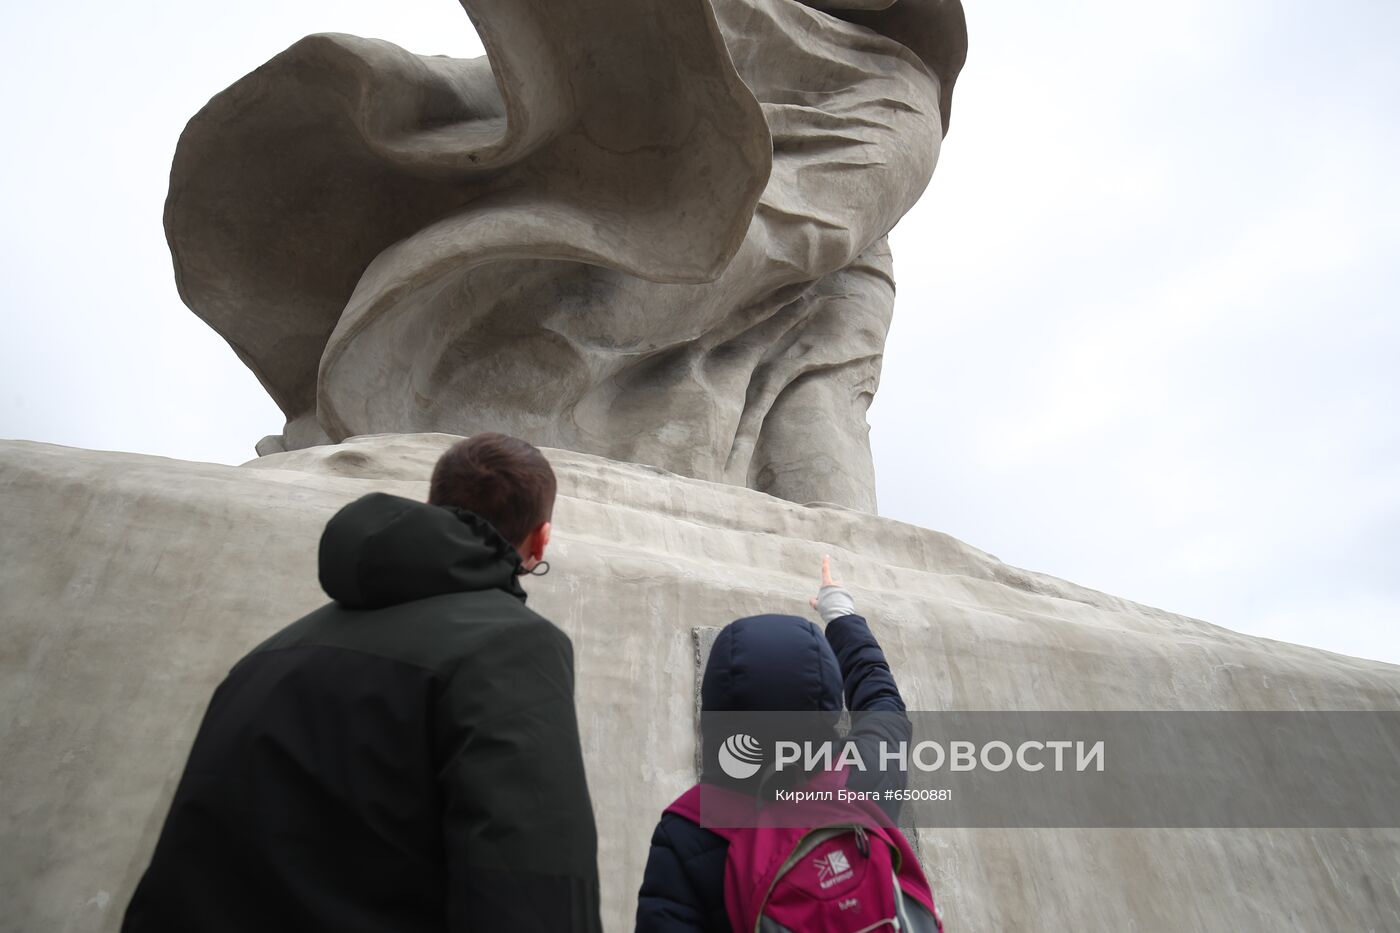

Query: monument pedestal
left=2, top=434, right=1397, bottom=931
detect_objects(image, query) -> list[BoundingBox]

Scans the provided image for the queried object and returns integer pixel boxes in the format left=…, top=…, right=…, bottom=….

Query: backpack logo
left=814, top=849, right=854, bottom=888
left=718, top=733, right=764, bottom=780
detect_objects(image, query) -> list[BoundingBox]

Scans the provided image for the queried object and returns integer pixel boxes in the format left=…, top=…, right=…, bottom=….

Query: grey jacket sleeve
left=815, top=584, right=858, bottom=623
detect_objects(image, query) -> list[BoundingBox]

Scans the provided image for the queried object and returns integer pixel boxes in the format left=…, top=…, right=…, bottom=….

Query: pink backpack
left=666, top=783, right=943, bottom=933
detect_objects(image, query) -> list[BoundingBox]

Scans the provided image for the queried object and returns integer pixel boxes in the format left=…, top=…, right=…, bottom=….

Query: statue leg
left=745, top=241, right=893, bottom=512
left=749, top=358, right=881, bottom=512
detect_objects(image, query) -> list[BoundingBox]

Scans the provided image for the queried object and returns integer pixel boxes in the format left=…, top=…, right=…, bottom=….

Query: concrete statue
left=5, top=2, right=1400, bottom=932
left=166, top=0, right=968, bottom=511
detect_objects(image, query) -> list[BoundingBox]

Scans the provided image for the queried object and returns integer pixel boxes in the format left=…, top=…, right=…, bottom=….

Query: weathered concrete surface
left=165, top=0, right=968, bottom=511
left=2, top=433, right=1399, bottom=932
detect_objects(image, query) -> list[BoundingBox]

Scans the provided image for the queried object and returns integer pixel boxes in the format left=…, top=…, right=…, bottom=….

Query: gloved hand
left=809, top=554, right=856, bottom=623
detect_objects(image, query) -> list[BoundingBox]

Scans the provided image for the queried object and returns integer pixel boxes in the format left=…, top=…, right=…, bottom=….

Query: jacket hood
left=318, top=492, right=527, bottom=610
left=699, top=615, right=844, bottom=791
left=701, top=614, right=843, bottom=713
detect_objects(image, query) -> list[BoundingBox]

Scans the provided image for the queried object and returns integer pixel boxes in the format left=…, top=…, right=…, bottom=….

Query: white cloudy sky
left=2, top=1, right=1396, bottom=664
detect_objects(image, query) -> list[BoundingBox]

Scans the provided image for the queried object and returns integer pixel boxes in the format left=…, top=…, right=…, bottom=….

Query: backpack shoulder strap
left=663, top=784, right=739, bottom=842
left=663, top=784, right=703, bottom=823
left=870, top=822, right=940, bottom=922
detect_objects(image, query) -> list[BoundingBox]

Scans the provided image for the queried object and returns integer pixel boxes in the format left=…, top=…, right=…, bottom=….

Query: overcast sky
left=2, top=1, right=1396, bottom=665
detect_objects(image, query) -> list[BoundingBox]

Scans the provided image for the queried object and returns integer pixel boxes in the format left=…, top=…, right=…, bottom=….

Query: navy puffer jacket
left=634, top=612, right=909, bottom=932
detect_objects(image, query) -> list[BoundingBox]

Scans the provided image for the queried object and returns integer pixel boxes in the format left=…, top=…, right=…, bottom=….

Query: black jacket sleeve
left=635, top=817, right=712, bottom=932
left=825, top=614, right=913, bottom=818
left=435, top=617, right=602, bottom=932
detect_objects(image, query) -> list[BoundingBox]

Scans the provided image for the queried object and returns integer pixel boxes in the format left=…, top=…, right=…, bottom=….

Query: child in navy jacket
left=635, top=557, right=911, bottom=932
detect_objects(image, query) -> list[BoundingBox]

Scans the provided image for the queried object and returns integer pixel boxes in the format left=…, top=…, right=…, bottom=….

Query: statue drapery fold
left=167, top=0, right=966, bottom=510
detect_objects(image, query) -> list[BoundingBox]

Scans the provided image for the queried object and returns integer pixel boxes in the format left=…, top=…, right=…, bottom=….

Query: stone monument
left=165, top=0, right=968, bottom=512
left=4, top=3, right=1400, bottom=932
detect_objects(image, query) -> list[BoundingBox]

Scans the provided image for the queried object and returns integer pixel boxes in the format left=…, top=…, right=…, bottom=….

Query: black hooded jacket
left=123, top=493, right=602, bottom=933
left=635, top=613, right=910, bottom=932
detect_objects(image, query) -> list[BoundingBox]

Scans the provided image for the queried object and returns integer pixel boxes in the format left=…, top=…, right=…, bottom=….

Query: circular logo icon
left=718, top=733, right=764, bottom=780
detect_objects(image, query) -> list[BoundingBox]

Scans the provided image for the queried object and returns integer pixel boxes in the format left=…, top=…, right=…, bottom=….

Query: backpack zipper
left=752, top=826, right=861, bottom=933
left=753, top=828, right=817, bottom=933
left=753, top=825, right=897, bottom=933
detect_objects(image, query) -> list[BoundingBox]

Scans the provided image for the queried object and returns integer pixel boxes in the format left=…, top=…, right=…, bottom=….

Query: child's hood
left=701, top=614, right=843, bottom=712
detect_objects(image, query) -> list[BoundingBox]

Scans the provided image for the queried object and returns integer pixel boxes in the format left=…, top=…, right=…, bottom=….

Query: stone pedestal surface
left=2, top=433, right=1397, bottom=931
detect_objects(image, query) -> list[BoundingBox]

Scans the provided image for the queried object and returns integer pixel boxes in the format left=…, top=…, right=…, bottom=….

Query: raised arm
left=810, top=556, right=913, bottom=812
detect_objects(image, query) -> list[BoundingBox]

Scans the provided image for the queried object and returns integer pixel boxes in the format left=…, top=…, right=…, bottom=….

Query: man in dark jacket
left=124, top=433, right=601, bottom=932
left=634, top=557, right=911, bottom=931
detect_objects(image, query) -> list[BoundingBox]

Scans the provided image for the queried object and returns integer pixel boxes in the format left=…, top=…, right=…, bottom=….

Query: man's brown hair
left=428, top=433, right=557, bottom=548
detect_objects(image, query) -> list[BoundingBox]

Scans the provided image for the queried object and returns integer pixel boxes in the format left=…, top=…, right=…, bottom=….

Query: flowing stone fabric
left=166, top=0, right=967, bottom=510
